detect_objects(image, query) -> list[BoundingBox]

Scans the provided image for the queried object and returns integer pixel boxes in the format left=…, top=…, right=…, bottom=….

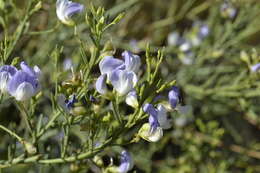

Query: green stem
left=16, top=102, right=33, bottom=135
left=0, top=125, right=23, bottom=142
left=112, top=98, right=123, bottom=125
left=36, top=112, right=61, bottom=139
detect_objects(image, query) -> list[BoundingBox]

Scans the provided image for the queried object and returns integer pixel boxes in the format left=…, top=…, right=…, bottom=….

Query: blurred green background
left=1, top=0, right=260, bottom=172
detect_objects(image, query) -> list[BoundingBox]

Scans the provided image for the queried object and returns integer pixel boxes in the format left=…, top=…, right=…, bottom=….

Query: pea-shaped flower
left=251, top=63, right=260, bottom=72
left=110, top=70, right=138, bottom=96
left=95, top=51, right=141, bottom=96
left=0, top=65, right=17, bottom=93
left=125, top=90, right=138, bottom=108
left=118, top=150, right=134, bottom=173
left=168, top=86, right=180, bottom=109
left=56, top=0, right=84, bottom=26
left=138, top=104, right=166, bottom=142
left=7, top=62, right=41, bottom=101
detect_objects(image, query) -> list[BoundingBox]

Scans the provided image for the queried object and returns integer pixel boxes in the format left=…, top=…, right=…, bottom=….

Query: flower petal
left=0, top=65, right=17, bottom=76
left=56, top=0, right=84, bottom=25
left=13, top=82, right=35, bottom=101
left=118, top=150, right=134, bottom=173
left=110, top=70, right=137, bottom=95
left=157, top=104, right=171, bottom=129
left=125, top=90, right=138, bottom=108
left=95, top=74, right=108, bottom=95
left=8, top=71, right=39, bottom=98
left=0, top=72, right=10, bottom=92
left=251, top=63, right=260, bottom=72
left=122, top=51, right=141, bottom=73
left=168, top=86, right=180, bottom=109
left=99, top=56, right=124, bottom=78
left=138, top=123, right=163, bottom=142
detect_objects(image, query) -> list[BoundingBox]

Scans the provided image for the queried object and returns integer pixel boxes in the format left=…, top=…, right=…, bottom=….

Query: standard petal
left=13, top=82, right=35, bottom=101
left=20, top=61, right=39, bottom=77
left=95, top=74, right=108, bottom=95
left=122, top=51, right=141, bottom=73
left=65, top=2, right=84, bottom=18
left=0, top=65, right=17, bottom=76
left=110, top=70, right=137, bottom=95
left=99, top=56, right=124, bottom=77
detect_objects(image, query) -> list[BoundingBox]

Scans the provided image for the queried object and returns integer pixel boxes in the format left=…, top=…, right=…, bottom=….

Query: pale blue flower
left=122, top=51, right=141, bottom=74
left=0, top=65, right=17, bottom=93
left=250, top=63, right=260, bottom=72
left=56, top=0, right=84, bottom=25
left=138, top=103, right=164, bottom=142
left=117, top=150, right=134, bottom=173
left=110, top=70, right=138, bottom=96
left=96, top=51, right=140, bottom=96
left=20, top=61, right=41, bottom=78
left=8, top=68, right=40, bottom=101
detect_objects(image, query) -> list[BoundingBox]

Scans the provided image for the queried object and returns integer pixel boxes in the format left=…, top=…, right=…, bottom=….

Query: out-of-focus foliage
left=1, top=0, right=260, bottom=172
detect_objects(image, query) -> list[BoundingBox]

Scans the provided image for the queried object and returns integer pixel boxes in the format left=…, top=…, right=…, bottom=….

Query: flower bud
left=22, top=141, right=37, bottom=154
left=125, top=91, right=138, bottom=108
left=93, top=155, right=104, bottom=167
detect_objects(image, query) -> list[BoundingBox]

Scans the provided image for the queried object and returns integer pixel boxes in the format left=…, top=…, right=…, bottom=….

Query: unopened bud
left=22, top=141, right=37, bottom=154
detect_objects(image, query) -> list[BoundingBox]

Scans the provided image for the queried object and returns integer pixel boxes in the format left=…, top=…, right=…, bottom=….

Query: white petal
left=125, top=91, right=138, bottom=108
left=0, top=72, right=10, bottom=93
left=14, top=82, right=35, bottom=101
left=138, top=123, right=163, bottom=142
left=111, top=70, right=138, bottom=96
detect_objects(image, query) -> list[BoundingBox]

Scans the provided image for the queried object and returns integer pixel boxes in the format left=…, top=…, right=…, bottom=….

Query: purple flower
left=143, top=103, right=171, bottom=130
left=96, top=51, right=140, bottom=96
left=8, top=71, right=40, bottom=101
left=0, top=65, right=17, bottom=92
left=168, top=86, right=180, bottom=109
left=251, top=63, right=260, bottom=72
left=56, top=0, right=84, bottom=25
left=99, top=56, right=124, bottom=79
left=138, top=103, right=164, bottom=142
left=20, top=61, right=41, bottom=78
left=118, top=150, right=134, bottom=173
